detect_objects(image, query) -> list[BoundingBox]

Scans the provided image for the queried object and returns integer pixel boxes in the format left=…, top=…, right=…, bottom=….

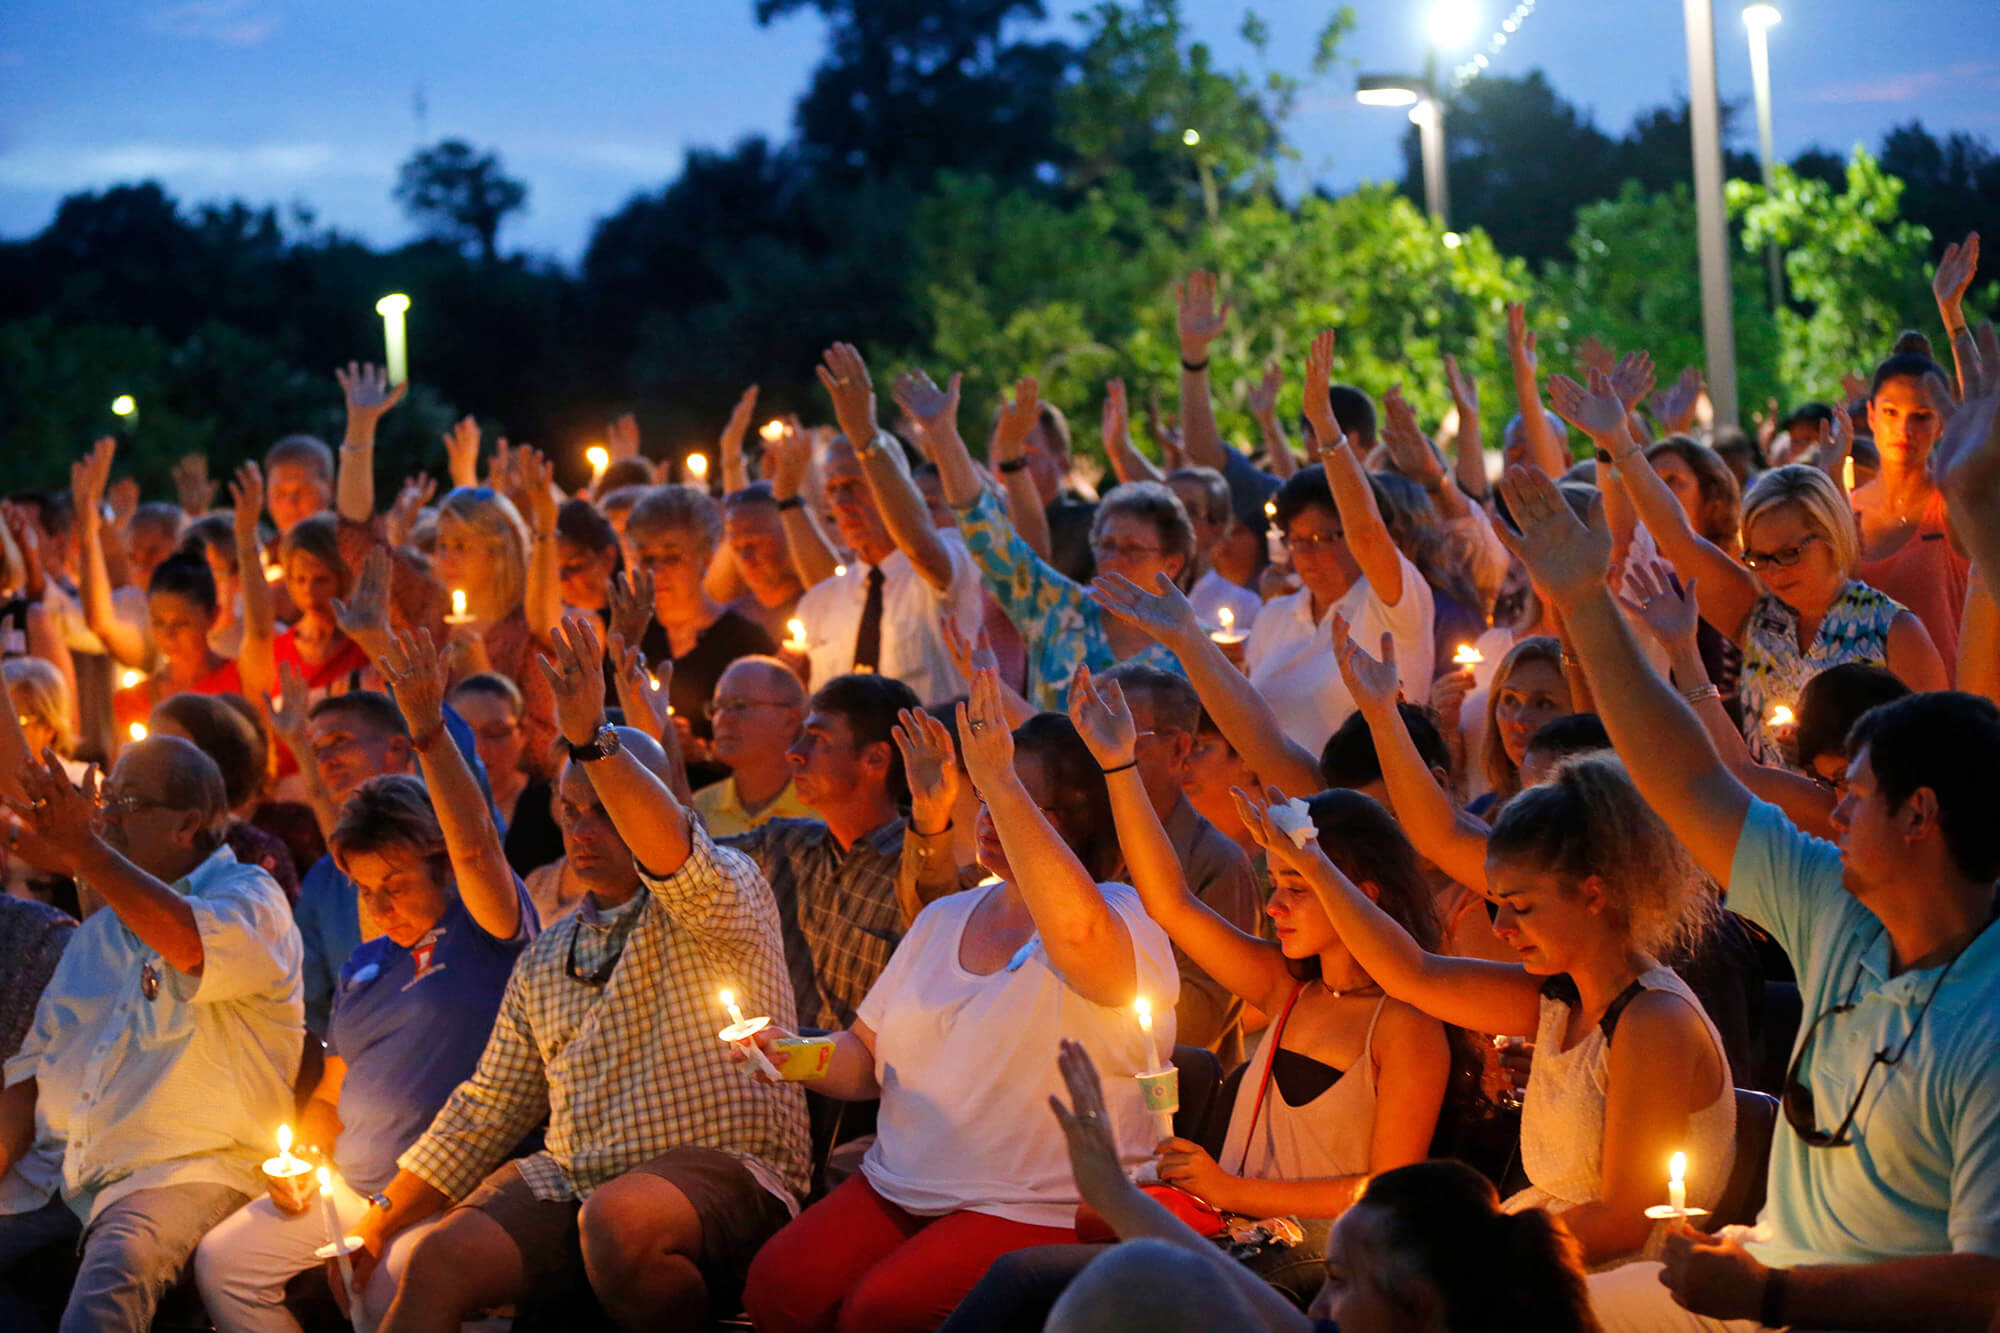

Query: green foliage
left=1733, top=150, right=1937, bottom=400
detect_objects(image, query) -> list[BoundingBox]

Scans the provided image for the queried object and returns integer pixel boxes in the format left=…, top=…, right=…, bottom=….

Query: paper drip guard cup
left=261, top=1157, right=317, bottom=1216
left=1136, top=1066, right=1180, bottom=1117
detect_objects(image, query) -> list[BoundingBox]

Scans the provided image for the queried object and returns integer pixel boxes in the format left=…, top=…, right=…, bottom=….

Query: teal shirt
left=1728, top=799, right=2000, bottom=1268
left=954, top=488, right=1185, bottom=711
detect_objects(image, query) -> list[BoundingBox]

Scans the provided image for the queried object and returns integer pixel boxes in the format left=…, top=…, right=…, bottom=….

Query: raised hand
left=1932, top=321, right=2000, bottom=516
left=1247, top=360, right=1282, bottom=426
left=892, top=369, right=963, bottom=445
left=816, top=342, right=880, bottom=449
left=1546, top=368, right=1634, bottom=442
left=609, top=632, right=671, bottom=744
left=1840, top=371, right=1869, bottom=407
left=1578, top=334, right=1615, bottom=379
left=1445, top=353, right=1480, bottom=421
left=1616, top=559, right=1701, bottom=656
left=1088, top=569, right=1203, bottom=648
left=379, top=627, right=448, bottom=740
left=1934, top=231, right=1980, bottom=326
left=331, top=547, right=394, bottom=660
left=991, top=376, right=1041, bottom=465
left=1330, top=616, right=1402, bottom=715
left=1504, top=302, right=1539, bottom=380
left=1430, top=662, right=1475, bottom=736
left=1492, top=464, right=1613, bottom=610
left=268, top=660, right=313, bottom=753
left=336, top=362, right=407, bottom=435
left=172, top=454, right=217, bottom=516
left=891, top=706, right=959, bottom=838
left=1049, top=1039, right=1137, bottom=1220
left=515, top=445, right=558, bottom=533
left=385, top=474, right=437, bottom=549
left=606, top=565, right=656, bottom=650
left=442, top=416, right=481, bottom=488
left=760, top=419, right=813, bottom=500
left=1650, top=366, right=1705, bottom=437
left=1813, top=400, right=1855, bottom=487
left=719, top=382, right=760, bottom=457
left=1608, top=350, right=1656, bottom=412
left=1176, top=269, right=1231, bottom=361
left=607, top=412, right=641, bottom=463
left=71, top=437, right=114, bottom=520
left=1066, top=664, right=1137, bottom=772
left=107, top=477, right=139, bottom=529
left=1301, top=329, right=1344, bottom=455
left=941, top=614, right=999, bottom=687
left=955, top=666, right=1017, bottom=795
left=4, top=751, right=101, bottom=878
left=1229, top=782, right=1334, bottom=881
left=1380, top=384, right=1445, bottom=487
left=229, top=463, right=265, bottom=548
left=535, top=615, right=610, bottom=747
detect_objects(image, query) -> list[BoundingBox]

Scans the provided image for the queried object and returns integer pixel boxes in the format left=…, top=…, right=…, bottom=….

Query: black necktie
left=852, top=566, right=886, bottom=673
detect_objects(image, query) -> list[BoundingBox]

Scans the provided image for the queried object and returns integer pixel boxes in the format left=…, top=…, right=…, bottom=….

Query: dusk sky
left=4, top=0, right=1998, bottom=262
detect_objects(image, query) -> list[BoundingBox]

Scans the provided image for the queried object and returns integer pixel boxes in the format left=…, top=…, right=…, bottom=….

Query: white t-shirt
left=795, top=532, right=982, bottom=708
left=857, top=881, right=1179, bottom=1227
left=1189, top=568, right=1262, bottom=636
left=1245, top=551, right=1435, bottom=756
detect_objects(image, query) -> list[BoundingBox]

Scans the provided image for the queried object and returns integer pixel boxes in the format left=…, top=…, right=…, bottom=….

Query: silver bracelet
left=1681, top=684, right=1721, bottom=705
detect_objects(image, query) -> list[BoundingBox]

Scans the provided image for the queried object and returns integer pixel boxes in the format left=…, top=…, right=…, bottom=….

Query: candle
left=717, top=989, right=783, bottom=1080
left=374, top=294, right=410, bottom=387
left=316, top=1165, right=360, bottom=1311
left=128, top=722, right=147, bottom=742
left=1209, top=606, right=1246, bottom=647
left=783, top=618, right=808, bottom=653
left=276, top=1124, right=299, bottom=1170
left=759, top=420, right=786, bottom=443
left=263, top=556, right=285, bottom=583
left=1453, top=644, right=1484, bottom=666
left=1264, top=500, right=1286, bottom=564
left=1768, top=704, right=1794, bottom=728
left=834, top=564, right=848, bottom=578
left=260, top=1124, right=315, bottom=1215
left=121, top=669, right=143, bottom=690
left=446, top=589, right=473, bottom=625
left=1842, top=456, right=1856, bottom=492
left=586, top=445, right=609, bottom=484
left=1668, top=1151, right=1687, bottom=1217
left=1132, top=997, right=1177, bottom=1143
left=1135, top=995, right=1152, bottom=1037
left=648, top=672, right=662, bottom=692
left=686, top=452, right=709, bottom=482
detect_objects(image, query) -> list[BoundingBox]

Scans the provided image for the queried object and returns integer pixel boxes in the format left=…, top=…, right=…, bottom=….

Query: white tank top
left=1220, top=987, right=1385, bottom=1192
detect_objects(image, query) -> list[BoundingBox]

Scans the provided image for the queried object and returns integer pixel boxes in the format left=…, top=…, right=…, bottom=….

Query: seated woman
left=897, top=368, right=1195, bottom=712
left=1466, top=635, right=1572, bottom=818
left=110, top=553, right=243, bottom=744
left=940, top=667, right=1453, bottom=1330
left=4, top=656, right=89, bottom=913
left=149, top=692, right=301, bottom=903
left=447, top=671, right=564, bottom=877
left=1039, top=1043, right=1602, bottom=1333
left=194, top=627, right=537, bottom=1333
left=1232, top=747, right=1735, bottom=1270
left=742, top=669, right=1179, bottom=1333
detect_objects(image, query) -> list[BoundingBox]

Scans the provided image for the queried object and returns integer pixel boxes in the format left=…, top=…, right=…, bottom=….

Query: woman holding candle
left=1548, top=369, right=1945, bottom=768
left=1229, top=738, right=1735, bottom=1271
left=741, top=668, right=1179, bottom=1333
left=194, top=627, right=537, bottom=1333
left=1469, top=635, right=1573, bottom=815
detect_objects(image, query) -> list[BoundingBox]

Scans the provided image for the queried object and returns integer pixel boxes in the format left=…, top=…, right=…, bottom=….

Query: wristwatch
left=567, top=722, right=621, bottom=764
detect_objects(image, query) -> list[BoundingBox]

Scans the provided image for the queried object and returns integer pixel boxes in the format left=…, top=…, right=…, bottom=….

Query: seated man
left=1493, top=463, right=2000, bottom=1333
left=691, top=656, right=812, bottom=837
left=0, top=737, right=301, bottom=1333
left=362, top=619, right=809, bottom=1332
left=715, top=484, right=806, bottom=643
left=721, top=671, right=921, bottom=1031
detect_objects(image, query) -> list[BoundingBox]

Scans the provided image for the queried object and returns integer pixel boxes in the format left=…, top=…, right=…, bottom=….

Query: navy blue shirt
left=326, top=882, right=538, bottom=1194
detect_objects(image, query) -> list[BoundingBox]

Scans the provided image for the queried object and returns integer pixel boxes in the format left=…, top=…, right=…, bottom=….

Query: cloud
left=145, top=0, right=278, bottom=47
left=1807, top=63, right=2000, bottom=105
left=0, top=141, right=389, bottom=192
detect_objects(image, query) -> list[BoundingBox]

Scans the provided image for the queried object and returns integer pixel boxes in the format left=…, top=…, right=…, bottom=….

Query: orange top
left=1853, top=489, right=1968, bottom=683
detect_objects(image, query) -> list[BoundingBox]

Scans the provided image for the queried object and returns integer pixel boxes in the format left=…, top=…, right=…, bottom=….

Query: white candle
left=316, top=1165, right=360, bottom=1310
left=1134, top=997, right=1174, bottom=1142
left=276, top=1124, right=298, bottom=1171
left=128, top=722, right=147, bottom=742
left=121, top=670, right=143, bottom=690
left=686, top=453, right=709, bottom=482
left=718, top=989, right=782, bottom=1080
left=1209, top=606, right=1245, bottom=646
left=446, top=589, right=472, bottom=624
left=784, top=618, right=808, bottom=653
left=374, top=294, right=410, bottom=386
left=722, top=988, right=747, bottom=1028
left=586, top=445, right=609, bottom=484
left=1667, top=1151, right=1687, bottom=1217
left=1842, top=456, right=1856, bottom=492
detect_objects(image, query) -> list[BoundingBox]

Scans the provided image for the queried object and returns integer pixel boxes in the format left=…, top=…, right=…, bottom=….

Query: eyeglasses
left=1090, top=540, right=1165, bottom=560
left=98, top=791, right=172, bottom=815
left=1282, top=531, right=1346, bottom=553
left=1742, top=534, right=1825, bottom=570
left=1782, top=941, right=1961, bottom=1148
left=703, top=698, right=795, bottom=721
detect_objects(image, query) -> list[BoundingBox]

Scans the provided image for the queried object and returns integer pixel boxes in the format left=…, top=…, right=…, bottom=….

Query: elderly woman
left=1550, top=371, right=1948, bottom=766
left=743, top=670, right=1179, bottom=1333
left=194, top=628, right=536, bottom=1333
left=905, top=371, right=1195, bottom=711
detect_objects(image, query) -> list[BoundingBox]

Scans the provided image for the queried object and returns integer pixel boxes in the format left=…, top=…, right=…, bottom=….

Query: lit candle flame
left=128, top=722, right=147, bottom=742
left=1453, top=644, right=1484, bottom=666
left=1669, top=1151, right=1685, bottom=1186
left=1263, top=500, right=1277, bottom=520
left=1668, top=1150, right=1688, bottom=1215
left=316, top=1165, right=332, bottom=1190
left=1218, top=606, right=1234, bottom=633
left=759, top=420, right=786, bottom=443
left=277, top=1124, right=296, bottom=1166
left=264, top=560, right=285, bottom=583
left=121, top=670, right=143, bottom=690
left=785, top=618, right=807, bottom=649
left=834, top=564, right=848, bottom=578
left=1134, top=996, right=1152, bottom=1033
left=648, top=673, right=661, bottom=692
left=1842, top=456, right=1855, bottom=492
left=586, top=445, right=609, bottom=480
left=686, top=453, right=709, bottom=480
left=720, top=989, right=746, bottom=1027
left=1768, top=704, right=1794, bottom=728
left=451, top=589, right=467, bottom=619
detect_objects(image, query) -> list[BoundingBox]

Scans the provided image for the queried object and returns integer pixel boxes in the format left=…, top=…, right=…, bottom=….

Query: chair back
left=1169, top=1044, right=1224, bottom=1144
left=1706, top=1089, right=1779, bottom=1231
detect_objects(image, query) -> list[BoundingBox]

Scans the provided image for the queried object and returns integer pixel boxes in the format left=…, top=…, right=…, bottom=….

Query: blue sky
left=3, top=0, right=1996, bottom=263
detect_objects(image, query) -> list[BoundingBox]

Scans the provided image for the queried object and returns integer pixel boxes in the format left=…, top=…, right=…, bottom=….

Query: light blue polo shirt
left=1729, top=798, right=2000, bottom=1269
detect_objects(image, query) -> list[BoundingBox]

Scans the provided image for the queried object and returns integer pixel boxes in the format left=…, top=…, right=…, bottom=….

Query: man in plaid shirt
left=722, top=672, right=922, bottom=1030
left=359, top=620, right=809, bottom=1332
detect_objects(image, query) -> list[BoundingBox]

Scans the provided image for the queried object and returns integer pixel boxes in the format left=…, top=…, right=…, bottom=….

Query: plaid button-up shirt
left=723, top=816, right=906, bottom=1031
left=399, top=822, right=810, bottom=1205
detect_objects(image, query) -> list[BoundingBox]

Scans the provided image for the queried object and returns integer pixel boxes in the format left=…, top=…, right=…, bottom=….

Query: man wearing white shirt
left=0, top=737, right=302, bottom=1333
left=794, top=343, right=983, bottom=708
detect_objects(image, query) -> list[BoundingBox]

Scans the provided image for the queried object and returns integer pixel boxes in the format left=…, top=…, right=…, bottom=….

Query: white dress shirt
left=4, top=846, right=302, bottom=1224
left=1245, top=551, right=1434, bottom=755
left=794, top=532, right=982, bottom=707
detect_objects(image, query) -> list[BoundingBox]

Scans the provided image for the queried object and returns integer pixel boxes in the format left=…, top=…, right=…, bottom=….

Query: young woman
left=1040, top=1042, right=1601, bottom=1333
left=194, top=627, right=535, bottom=1333
left=940, top=667, right=1452, bottom=1329
left=1231, top=752, right=1734, bottom=1269
left=1549, top=369, right=1946, bottom=767
left=1468, top=636, right=1572, bottom=816
left=110, top=553, right=243, bottom=743
left=741, top=669, right=1179, bottom=1333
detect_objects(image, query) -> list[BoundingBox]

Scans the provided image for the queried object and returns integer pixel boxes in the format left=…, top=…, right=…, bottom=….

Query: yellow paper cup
left=769, top=1035, right=837, bottom=1082
left=1136, top=1067, right=1179, bottom=1117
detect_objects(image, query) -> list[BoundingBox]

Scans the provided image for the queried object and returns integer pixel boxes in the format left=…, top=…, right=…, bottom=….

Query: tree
left=1877, top=121, right=2000, bottom=259
left=394, top=140, right=529, bottom=264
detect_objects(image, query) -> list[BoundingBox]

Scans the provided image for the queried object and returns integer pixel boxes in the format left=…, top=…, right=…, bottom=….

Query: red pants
left=743, top=1174, right=1076, bottom=1333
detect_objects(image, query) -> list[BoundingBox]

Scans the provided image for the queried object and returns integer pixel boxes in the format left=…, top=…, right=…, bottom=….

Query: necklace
left=1322, top=977, right=1383, bottom=999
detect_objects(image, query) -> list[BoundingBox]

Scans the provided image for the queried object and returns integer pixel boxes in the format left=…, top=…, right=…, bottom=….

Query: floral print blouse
left=1737, top=578, right=1902, bottom=768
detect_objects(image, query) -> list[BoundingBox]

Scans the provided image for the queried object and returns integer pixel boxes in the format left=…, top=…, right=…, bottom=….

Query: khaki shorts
left=452, top=1148, right=792, bottom=1308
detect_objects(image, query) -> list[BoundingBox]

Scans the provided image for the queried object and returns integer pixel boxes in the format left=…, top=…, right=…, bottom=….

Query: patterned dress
left=1737, top=579, right=1902, bottom=767
left=954, top=489, right=1185, bottom=712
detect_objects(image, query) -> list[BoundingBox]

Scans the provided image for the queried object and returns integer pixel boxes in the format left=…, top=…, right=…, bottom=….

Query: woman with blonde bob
left=1547, top=370, right=1947, bottom=767
left=1473, top=635, right=1572, bottom=813
left=1232, top=747, right=1734, bottom=1270
left=4, top=657, right=83, bottom=780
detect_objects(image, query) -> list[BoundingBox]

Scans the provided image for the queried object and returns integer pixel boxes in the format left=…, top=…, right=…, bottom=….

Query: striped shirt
left=399, top=821, right=811, bottom=1206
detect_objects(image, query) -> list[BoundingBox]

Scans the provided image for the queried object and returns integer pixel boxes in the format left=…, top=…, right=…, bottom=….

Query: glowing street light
left=110, top=395, right=137, bottom=417
left=1355, top=78, right=1422, bottom=108
left=1428, top=0, right=1483, bottom=48
left=375, top=293, right=411, bottom=386
left=1181, top=128, right=1201, bottom=146
left=1743, top=4, right=1785, bottom=311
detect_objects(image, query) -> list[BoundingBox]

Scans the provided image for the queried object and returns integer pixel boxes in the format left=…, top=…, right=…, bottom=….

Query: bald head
left=116, top=736, right=228, bottom=826
left=105, top=735, right=229, bottom=872
left=718, top=656, right=807, bottom=709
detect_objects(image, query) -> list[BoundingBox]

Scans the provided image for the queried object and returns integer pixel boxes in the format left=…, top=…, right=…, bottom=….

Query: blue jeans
left=0, top=1182, right=250, bottom=1333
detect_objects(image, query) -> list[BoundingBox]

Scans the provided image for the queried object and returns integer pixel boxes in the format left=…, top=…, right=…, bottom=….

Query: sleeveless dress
left=1504, top=966, right=1735, bottom=1263
left=1737, top=579, right=1901, bottom=767
left=1220, top=989, right=1384, bottom=1187
left=1853, top=489, right=1967, bottom=682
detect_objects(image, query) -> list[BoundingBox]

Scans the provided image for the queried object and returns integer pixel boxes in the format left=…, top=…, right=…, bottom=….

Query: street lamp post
left=1682, top=0, right=1740, bottom=427
left=1357, top=1, right=1481, bottom=229
left=1744, top=3, right=1784, bottom=311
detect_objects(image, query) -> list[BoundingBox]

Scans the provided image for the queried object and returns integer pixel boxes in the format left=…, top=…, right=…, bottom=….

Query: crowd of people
left=0, top=230, right=1996, bottom=1333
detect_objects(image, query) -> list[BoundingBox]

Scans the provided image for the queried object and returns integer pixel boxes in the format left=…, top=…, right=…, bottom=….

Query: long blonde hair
left=4, top=657, right=75, bottom=756
left=437, top=487, right=530, bottom=616
left=1481, top=636, right=1565, bottom=798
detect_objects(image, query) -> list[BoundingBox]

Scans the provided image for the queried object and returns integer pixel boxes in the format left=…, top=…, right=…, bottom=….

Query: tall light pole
left=1357, top=1, right=1483, bottom=229
left=1682, top=0, right=1740, bottom=427
left=1744, top=3, right=1784, bottom=311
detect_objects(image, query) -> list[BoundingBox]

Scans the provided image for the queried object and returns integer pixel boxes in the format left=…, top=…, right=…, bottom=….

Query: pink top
left=1853, top=489, right=1967, bottom=682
